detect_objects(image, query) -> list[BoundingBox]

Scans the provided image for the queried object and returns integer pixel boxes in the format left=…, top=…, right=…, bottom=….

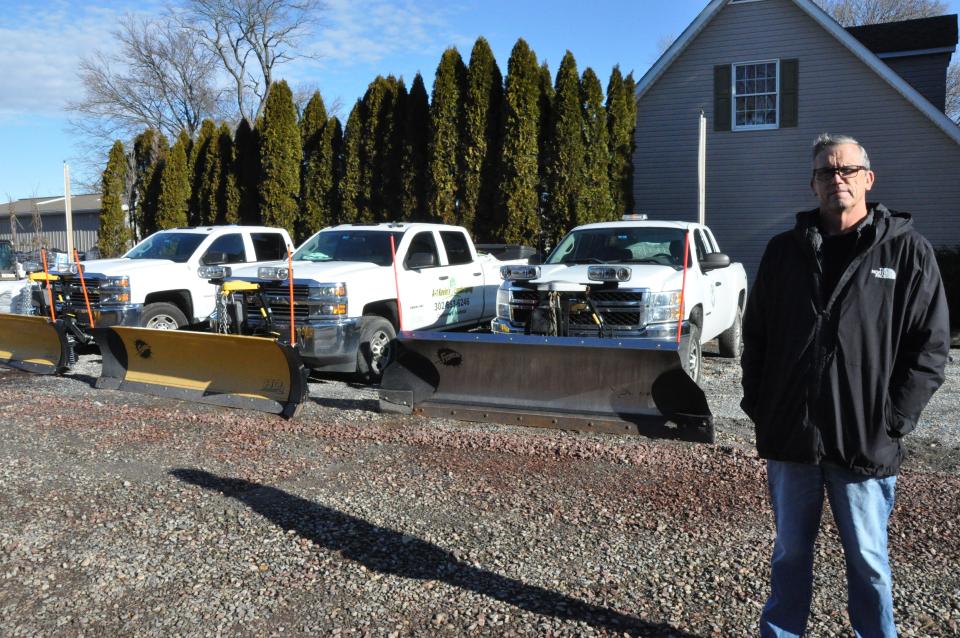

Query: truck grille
left=52, top=279, right=101, bottom=306
left=243, top=285, right=312, bottom=323
left=508, top=288, right=646, bottom=331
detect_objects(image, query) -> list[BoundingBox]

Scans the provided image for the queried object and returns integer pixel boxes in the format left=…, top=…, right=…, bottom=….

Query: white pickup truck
left=225, top=222, right=531, bottom=378
left=49, top=225, right=293, bottom=341
left=492, top=217, right=748, bottom=382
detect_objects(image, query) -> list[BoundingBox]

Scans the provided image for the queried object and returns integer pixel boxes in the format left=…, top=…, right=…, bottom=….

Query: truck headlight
left=644, top=290, right=681, bottom=324
left=100, top=276, right=131, bottom=304
left=588, top=265, right=632, bottom=282
left=258, top=266, right=289, bottom=280
left=198, top=265, right=231, bottom=280
left=500, top=265, right=539, bottom=281
left=309, top=282, right=347, bottom=317
left=496, top=287, right=510, bottom=318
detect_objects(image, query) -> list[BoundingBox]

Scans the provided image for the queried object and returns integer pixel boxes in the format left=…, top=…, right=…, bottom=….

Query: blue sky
left=0, top=0, right=957, bottom=200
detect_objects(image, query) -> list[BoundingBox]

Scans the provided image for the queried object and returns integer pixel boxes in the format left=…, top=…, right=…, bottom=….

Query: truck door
left=693, top=228, right=723, bottom=339
left=397, top=230, right=445, bottom=330
left=436, top=230, right=485, bottom=327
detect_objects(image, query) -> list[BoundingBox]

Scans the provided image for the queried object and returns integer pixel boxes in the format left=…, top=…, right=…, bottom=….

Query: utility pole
left=64, top=162, right=74, bottom=256
left=697, top=109, right=706, bottom=226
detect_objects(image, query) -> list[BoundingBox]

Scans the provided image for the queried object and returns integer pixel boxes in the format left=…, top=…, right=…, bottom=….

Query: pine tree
left=545, top=51, right=585, bottom=243
left=427, top=48, right=467, bottom=224
left=193, top=119, right=222, bottom=226
left=155, top=131, right=190, bottom=230
left=258, top=80, right=302, bottom=237
left=579, top=68, right=614, bottom=225
left=98, top=140, right=131, bottom=257
left=131, top=129, right=168, bottom=239
left=327, top=116, right=344, bottom=226
left=463, top=37, right=503, bottom=240
left=537, top=61, right=554, bottom=248
left=606, top=65, right=636, bottom=216
left=233, top=119, right=260, bottom=224
left=340, top=100, right=364, bottom=223
left=361, top=76, right=405, bottom=222
left=497, top=39, right=541, bottom=245
left=217, top=123, right=240, bottom=224
left=400, top=73, right=430, bottom=221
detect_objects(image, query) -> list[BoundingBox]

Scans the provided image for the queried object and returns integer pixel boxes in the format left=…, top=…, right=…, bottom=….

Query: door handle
left=473, top=272, right=481, bottom=277
left=438, top=275, right=449, bottom=281
left=714, top=281, right=722, bottom=286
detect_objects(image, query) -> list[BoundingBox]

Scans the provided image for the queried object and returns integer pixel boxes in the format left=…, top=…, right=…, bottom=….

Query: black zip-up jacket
left=740, top=203, right=949, bottom=476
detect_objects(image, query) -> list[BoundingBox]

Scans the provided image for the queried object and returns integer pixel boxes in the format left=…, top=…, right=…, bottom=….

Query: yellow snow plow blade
left=379, top=332, right=714, bottom=443
left=0, top=313, right=72, bottom=374
left=92, top=327, right=309, bottom=418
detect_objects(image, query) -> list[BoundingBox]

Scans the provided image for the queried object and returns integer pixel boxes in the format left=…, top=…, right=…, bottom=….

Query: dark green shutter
left=780, top=59, right=798, bottom=128
left=714, top=65, right=731, bottom=132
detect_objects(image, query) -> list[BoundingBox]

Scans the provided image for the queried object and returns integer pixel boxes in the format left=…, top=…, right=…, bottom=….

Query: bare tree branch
left=947, top=61, right=960, bottom=124
left=814, top=0, right=947, bottom=26
left=176, top=0, right=324, bottom=124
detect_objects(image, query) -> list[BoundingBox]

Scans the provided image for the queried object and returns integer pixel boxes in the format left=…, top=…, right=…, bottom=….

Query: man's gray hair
left=812, top=133, right=870, bottom=169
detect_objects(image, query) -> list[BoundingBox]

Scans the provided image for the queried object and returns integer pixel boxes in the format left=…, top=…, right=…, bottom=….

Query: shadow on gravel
left=170, top=468, right=701, bottom=638
left=309, top=397, right=379, bottom=412
left=65, top=371, right=99, bottom=387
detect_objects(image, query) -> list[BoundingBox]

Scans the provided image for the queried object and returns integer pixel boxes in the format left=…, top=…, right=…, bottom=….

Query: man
left=741, top=133, right=949, bottom=637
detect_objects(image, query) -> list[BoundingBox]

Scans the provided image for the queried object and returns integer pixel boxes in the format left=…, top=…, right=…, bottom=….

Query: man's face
left=810, top=143, right=875, bottom=215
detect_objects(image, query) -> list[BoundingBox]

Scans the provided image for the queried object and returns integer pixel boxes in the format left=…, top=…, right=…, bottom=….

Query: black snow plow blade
left=0, top=313, right=73, bottom=374
left=379, top=332, right=714, bottom=443
left=92, top=327, right=309, bottom=418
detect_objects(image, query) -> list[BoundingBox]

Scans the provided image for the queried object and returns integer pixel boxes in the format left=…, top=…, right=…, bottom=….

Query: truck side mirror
left=701, top=252, right=730, bottom=271
left=406, top=252, right=436, bottom=269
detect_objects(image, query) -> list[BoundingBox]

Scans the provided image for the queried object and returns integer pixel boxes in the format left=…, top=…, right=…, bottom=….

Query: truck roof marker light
left=622, top=213, right=648, bottom=221
left=587, top=266, right=632, bottom=282
left=500, top=265, right=540, bottom=281
left=73, top=249, right=95, bottom=327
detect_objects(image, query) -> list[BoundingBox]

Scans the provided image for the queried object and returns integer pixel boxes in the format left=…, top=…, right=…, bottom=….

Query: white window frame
left=731, top=59, right=780, bottom=131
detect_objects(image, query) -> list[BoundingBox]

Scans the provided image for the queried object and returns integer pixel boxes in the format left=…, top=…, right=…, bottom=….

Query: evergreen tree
left=340, top=100, right=364, bottom=223
left=579, top=68, right=614, bottom=224
left=155, top=131, right=190, bottom=229
left=258, top=80, right=302, bottom=237
left=497, top=39, right=541, bottom=245
left=327, top=116, right=344, bottom=226
left=463, top=37, right=503, bottom=240
left=233, top=118, right=260, bottom=224
left=537, top=61, right=554, bottom=248
left=361, top=76, right=405, bottom=222
left=217, top=123, right=240, bottom=224
left=606, top=65, right=636, bottom=215
left=400, top=73, right=430, bottom=221
left=545, top=51, right=585, bottom=243
left=427, top=48, right=467, bottom=224
left=299, top=91, right=329, bottom=239
left=131, top=128, right=168, bottom=239
left=189, top=119, right=216, bottom=225
left=98, top=140, right=131, bottom=257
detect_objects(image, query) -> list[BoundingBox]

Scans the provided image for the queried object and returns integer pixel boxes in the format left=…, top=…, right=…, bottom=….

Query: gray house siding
left=0, top=212, right=101, bottom=254
left=881, top=52, right=952, bottom=112
left=634, top=0, right=960, bottom=281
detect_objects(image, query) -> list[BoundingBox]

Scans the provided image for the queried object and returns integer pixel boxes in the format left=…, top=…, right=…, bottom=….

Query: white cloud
left=0, top=1, right=131, bottom=119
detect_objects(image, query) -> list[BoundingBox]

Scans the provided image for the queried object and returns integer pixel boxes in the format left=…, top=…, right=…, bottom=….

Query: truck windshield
left=294, top=230, right=404, bottom=266
left=124, top=233, right=207, bottom=263
left=546, top=227, right=688, bottom=266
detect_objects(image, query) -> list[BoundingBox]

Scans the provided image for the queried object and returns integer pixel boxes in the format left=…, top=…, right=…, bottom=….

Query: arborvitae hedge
left=579, top=68, right=614, bottom=225
left=606, top=66, right=636, bottom=216
left=155, top=131, right=190, bottom=230
left=400, top=74, right=430, bottom=221
left=98, top=140, right=131, bottom=257
left=463, top=37, right=503, bottom=239
left=258, top=81, right=302, bottom=238
left=233, top=119, right=260, bottom=225
left=216, top=123, right=239, bottom=224
left=299, top=91, right=330, bottom=239
left=428, top=48, right=467, bottom=225
left=132, top=129, right=167, bottom=239
left=340, top=101, right=364, bottom=223
left=546, top=51, right=585, bottom=244
left=497, top=39, right=541, bottom=245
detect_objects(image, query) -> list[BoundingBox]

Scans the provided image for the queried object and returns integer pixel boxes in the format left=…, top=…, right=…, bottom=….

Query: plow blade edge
left=92, top=327, right=308, bottom=418
left=379, top=332, right=714, bottom=443
left=0, top=313, right=72, bottom=374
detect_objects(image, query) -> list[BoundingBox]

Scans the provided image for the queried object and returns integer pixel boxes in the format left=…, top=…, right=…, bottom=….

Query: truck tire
left=141, top=302, right=188, bottom=330
left=717, top=306, right=743, bottom=358
left=683, top=322, right=703, bottom=384
left=357, top=316, right=396, bottom=382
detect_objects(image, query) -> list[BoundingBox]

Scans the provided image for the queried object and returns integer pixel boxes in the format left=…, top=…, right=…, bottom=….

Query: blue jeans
left=760, top=460, right=898, bottom=638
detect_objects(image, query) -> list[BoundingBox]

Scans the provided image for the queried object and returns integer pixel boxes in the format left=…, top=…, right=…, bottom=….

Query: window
left=251, top=233, right=287, bottom=261
left=201, top=234, right=246, bottom=265
left=440, top=231, right=473, bottom=265
left=693, top=230, right=710, bottom=267
left=404, top=232, right=439, bottom=269
left=733, top=60, right=778, bottom=129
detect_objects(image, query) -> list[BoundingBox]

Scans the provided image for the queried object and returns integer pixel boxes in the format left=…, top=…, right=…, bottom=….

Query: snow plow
left=0, top=313, right=74, bottom=374
left=379, top=331, right=714, bottom=443
left=91, top=326, right=308, bottom=418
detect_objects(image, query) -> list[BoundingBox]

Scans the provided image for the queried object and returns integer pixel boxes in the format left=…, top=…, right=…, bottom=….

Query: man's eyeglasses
left=812, top=165, right=868, bottom=181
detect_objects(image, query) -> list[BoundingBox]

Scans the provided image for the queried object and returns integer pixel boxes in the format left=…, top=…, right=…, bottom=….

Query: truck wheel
left=684, top=322, right=703, bottom=384
left=717, top=306, right=743, bottom=358
left=141, top=302, right=188, bottom=330
left=357, top=316, right=396, bottom=382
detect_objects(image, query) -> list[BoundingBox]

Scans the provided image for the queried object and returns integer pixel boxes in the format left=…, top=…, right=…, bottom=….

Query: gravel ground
left=0, top=342, right=958, bottom=637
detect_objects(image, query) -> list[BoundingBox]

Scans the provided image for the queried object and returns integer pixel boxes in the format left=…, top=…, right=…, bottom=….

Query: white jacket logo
left=871, top=267, right=896, bottom=280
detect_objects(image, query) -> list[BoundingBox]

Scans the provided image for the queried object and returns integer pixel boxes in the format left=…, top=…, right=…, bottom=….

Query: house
left=633, top=0, right=960, bottom=279
left=0, top=194, right=103, bottom=255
